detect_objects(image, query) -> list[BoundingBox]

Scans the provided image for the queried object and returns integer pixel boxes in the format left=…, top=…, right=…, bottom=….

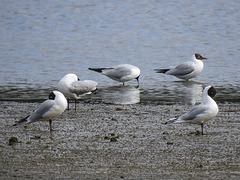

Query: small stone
left=111, top=117, right=118, bottom=121
left=44, top=145, right=52, bottom=150
left=188, top=131, right=201, bottom=136
left=167, top=142, right=173, bottom=145
left=110, top=137, right=118, bottom=142
left=30, top=135, right=41, bottom=140
left=104, top=136, right=110, bottom=140
left=195, top=130, right=201, bottom=136
left=115, top=107, right=127, bottom=111
left=9, top=137, right=18, bottom=146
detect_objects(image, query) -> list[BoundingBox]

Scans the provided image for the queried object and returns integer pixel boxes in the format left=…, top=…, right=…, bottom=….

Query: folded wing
left=71, top=80, right=98, bottom=96
left=168, top=62, right=195, bottom=76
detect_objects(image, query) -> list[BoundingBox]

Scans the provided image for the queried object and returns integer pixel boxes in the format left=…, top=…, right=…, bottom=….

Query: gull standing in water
left=155, top=54, right=207, bottom=80
left=13, top=91, right=67, bottom=131
left=58, top=73, right=98, bottom=110
left=89, top=64, right=140, bottom=86
left=166, top=86, right=219, bottom=135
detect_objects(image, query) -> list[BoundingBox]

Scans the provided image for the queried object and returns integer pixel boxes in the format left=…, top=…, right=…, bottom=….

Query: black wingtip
left=13, top=115, right=29, bottom=126
left=89, top=67, right=114, bottom=73
left=165, top=118, right=177, bottom=124
left=88, top=68, right=103, bottom=73
left=154, top=69, right=170, bottom=74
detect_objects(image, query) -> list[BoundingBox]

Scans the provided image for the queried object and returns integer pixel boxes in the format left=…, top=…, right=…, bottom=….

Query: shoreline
left=0, top=101, right=239, bottom=179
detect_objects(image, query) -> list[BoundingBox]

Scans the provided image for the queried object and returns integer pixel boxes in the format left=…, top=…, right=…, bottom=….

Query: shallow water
left=0, top=0, right=240, bottom=103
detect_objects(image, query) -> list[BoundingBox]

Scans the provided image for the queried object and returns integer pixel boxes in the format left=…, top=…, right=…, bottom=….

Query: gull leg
left=49, top=119, right=55, bottom=131
left=75, top=100, right=77, bottom=111
left=67, top=99, right=70, bottom=110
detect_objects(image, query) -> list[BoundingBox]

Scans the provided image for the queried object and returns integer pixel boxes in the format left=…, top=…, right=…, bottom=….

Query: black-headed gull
left=89, top=64, right=140, bottom=86
left=155, top=54, right=207, bottom=80
left=13, top=91, right=67, bottom=131
left=58, top=73, right=98, bottom=110
left=166, top=86, right=219, bottom=135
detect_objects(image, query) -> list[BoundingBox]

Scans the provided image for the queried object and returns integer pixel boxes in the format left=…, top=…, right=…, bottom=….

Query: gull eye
left=195, top=54, right=200, bottom=59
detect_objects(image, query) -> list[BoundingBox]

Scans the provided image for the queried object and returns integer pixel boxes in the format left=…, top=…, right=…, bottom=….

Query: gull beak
left=136, top=76, right=140, bottom=88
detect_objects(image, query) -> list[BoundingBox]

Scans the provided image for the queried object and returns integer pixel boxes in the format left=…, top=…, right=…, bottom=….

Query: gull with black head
left=155, top=53, right=207, bottom=81
left=166, top=86, right=219, bottom=135
left=13, top=91, right=67, bottom=131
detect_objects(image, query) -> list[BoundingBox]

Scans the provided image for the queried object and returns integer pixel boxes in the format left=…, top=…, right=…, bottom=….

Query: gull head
left=194, top=53, right=207, bottom=60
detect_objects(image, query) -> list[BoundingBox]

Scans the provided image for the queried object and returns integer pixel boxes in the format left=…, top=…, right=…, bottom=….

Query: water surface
left=0, top=0, right=240, bottom=103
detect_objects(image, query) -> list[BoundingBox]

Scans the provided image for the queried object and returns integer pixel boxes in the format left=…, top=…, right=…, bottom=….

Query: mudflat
left=0, top=101, right=239, bottom=179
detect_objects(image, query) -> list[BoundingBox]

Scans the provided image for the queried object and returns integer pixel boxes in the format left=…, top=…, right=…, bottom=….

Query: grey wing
left=179, top=105, right=208, bottom=121
left=104, top=66, right=131, bottom=79
left=71, top=80, right=97, bottom=95
left=169, top=62, right=194, bottom=76
left=28, top=100, right=56, bottom=122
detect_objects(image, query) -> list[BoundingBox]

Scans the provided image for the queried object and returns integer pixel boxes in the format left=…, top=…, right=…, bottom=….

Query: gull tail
left=88, top=68, right=104, bottom=73
left=88, top=67, right=114, bottom=73
left=165, top=118, right=177, bottom=124
left=155, top=69, right=170, bottom=74
left=13, top=115, right=30, bottom=126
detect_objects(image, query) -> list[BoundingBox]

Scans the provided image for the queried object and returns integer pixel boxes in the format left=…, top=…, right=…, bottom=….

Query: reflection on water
left=139, top=80, right=204, bottom=105
left=180, top=81, right=203, bottom=105
left=101, top=86, right=140, bottom=105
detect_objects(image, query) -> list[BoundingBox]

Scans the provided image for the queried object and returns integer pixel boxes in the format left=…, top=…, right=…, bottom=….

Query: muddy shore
left=0, top=101, right=239, bottom=179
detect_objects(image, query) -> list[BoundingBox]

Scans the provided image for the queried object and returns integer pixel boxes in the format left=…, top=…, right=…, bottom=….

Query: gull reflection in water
left=101, top=86, right=140, bottom=105
left=181, top=81, right=203, bottom=105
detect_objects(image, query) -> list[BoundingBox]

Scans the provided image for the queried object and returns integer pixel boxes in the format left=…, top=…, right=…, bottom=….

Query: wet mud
left=0, top=101, right=239, bottom=179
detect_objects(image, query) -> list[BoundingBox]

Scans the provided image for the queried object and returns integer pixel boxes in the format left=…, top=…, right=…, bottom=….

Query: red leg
left=49, top=119, right=55, bottom=131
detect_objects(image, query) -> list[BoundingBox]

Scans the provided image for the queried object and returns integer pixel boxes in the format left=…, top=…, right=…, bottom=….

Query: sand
left=0, top=101, right=239, bottom=179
